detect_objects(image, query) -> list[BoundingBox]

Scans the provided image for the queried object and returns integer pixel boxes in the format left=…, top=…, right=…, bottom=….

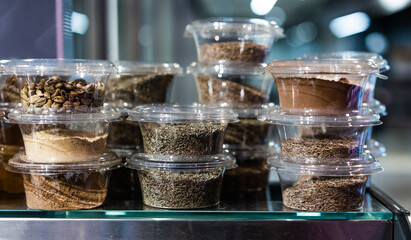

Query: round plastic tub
left=7, top=152, right=121, bottom=210
left=185, top=18, right=284, bottom=63
left=126, top=153, right=236, bottom=209
left=128, top=104, right=238, bottom=156
left=7, top=107, right=120, bottom=163
left=8, top=59, right=116, bottom=111
left=187, top=62, right=273, bottom=105
left=259, top=108, right=381, bottom=162
left=268, top=154, right=382, bottom=212
left=265, top=59, right=384, bottom=113
left=105, top=61, right=183, bottom=107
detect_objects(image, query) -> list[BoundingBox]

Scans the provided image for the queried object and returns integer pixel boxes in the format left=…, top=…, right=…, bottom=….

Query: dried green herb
left=138, top=169, right=223, bottom=209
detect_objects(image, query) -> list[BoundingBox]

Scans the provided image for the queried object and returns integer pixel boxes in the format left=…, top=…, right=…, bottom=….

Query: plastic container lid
left=363, top=99, right=387, bottom=116
left=298, top=51, right=390, bottom=73
left=267, top=154, right=383, bottom=176
left=265, top=59, right=386, bottom=79
left=187, top=61, right=267, bottom=75
left=7, top=106, right=121, bottom=124
left=114, top=61, right=183, bottom=75
left=258, top=107, right=381, bottom=127
left=7, top=152, right=122, bottom=174
left=8, top=59, right=117, bottom=75
left=128, top=104, right=239, bottom=123
left=126, top=153, right=237, bottom=170
left=185, top=17, right=285, bottom=38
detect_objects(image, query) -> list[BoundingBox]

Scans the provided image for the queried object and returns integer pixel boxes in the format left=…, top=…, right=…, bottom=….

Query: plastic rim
left=7, top=106, right=121, bottom=124
left=363, top=99, right=387, bottom=116
left=265, top=59, right=386, bottom=79
left=113, top=61, right=183, bottom=75
left=126, top=153, right=237, bottom=170
left=128, top=104, right=238, bottom=123
left=298, top=51, right=390, bottom=73
left=258, top=107, right=382, bottom=127
left=187, top=61, right=267, bottom=75
left=6, top=152, right=122, bottom=174
left=9, top=59, right=117, bottom=75
left=267, top=154, right=383, bottom=176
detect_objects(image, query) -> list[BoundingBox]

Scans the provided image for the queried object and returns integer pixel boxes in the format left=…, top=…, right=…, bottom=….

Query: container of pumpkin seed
left=126, top=153, right=236, bottom=209
left=9, top=59, right=116, bottom=112
left=128, top=105, right=238, bottom=156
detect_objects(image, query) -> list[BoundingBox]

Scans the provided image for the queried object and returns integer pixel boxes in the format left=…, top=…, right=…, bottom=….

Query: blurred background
left=1, top=0, right=411, bottom=208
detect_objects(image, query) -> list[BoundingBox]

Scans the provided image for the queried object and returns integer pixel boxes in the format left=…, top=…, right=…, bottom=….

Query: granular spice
left=196, top=76, right=268, bottom=104
left=23, top=172, right=108, bottom=210
left=282, top=176, right=368, bottom=211
left=224, top=119, right=270, bottom=147
left=199, top=41, right=268, bottom=63
left=140, top=122, right=227, bottom=155
left=138, top=169, right=223, bottom=209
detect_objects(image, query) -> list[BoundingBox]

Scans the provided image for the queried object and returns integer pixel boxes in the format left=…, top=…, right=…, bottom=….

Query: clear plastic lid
left=298, top=51, right=390, bottom=73
left=258, top=107, right=381, bottom=127
left=7, top=152, right=122, bottom=174
left=185, top=17, right=284, bottom=38
left=8, top=59, right=117, bottom=75
left=128, top=104, right=239, bottom=123
left=114, top=61, right=183, bottom=75
left=363, top=99, right=387, bottom=116
left=187, top=61, right=267, bottom=75
left=7, top=106, right=121, bottom=124
left=265, top=59, right=386, bottom=79
left=267, top=154, right=383, bottom=176
left=126, top=153, right=237, bottom=170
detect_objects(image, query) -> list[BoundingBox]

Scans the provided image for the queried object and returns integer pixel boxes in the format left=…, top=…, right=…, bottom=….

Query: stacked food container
left=185, top=18, right=284, bottom=192
left=3, top=59, right=122, bottom=210
left=260, top=59, right=386, bottom=211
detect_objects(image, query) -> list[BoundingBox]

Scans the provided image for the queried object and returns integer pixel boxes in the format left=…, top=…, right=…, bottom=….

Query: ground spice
left=282, top=176, right=368, bottom=211
left=138, top=169, right=223, bottom=209
left=199, top=41, right=268, bottom=63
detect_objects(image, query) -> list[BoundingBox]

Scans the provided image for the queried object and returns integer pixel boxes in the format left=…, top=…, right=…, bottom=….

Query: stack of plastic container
left=260, top=59, right=385, bottom=211
left=185, top=18, right=284, bottom=192
left=3, top=59, right=122, bottom=210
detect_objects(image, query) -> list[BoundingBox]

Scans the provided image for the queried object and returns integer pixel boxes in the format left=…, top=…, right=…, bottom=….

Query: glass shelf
left=0, top=185, right=393, bottom=221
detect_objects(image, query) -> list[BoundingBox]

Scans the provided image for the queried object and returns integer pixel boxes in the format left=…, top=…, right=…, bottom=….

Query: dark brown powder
left=199, top=41, right=268, bottom=63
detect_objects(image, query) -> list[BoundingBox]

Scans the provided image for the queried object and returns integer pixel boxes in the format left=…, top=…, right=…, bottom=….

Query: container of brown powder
left=7, top=152, right=121, bottom=210
left=268, top=154, right=382, bottom=212
left=265, top=59, right=385, bottom=113
left=259, top=108, right=381, bottom=163
left=185, top=18, right=284, bottom=63
left=187, top=62, right=274, bottom=105
left=7, top=106, right=121, bottom=163
left=126, top=153, right=236, bottom=209
left=128, top=105, right=238, bottom=156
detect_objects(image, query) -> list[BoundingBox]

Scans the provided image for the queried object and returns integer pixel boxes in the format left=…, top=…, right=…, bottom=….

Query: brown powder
left=196, top=76, right=268, bottom=104
left=199, top=41, right=268, bottom=63
left=23, top=171, right=109, bottom=210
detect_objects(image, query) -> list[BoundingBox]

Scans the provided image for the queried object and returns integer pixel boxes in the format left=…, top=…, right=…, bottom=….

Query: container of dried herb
left=268, top=153, right=382, bottom=212
left=185, top=18, right=284, bottom=63
left=8, top=59, right=116, bottom=112
left=265, top=59, right=386, bottom=114
left=259, top=108, right=381, bottom=163
left=126, top=153, right=236, bottom=209
left=7, top=152, right=121, bottom=210
left=187, top=62, right=274, bottom=105
left=128, top=105, right=238, bottom=156
left=7, top=106, right=121, bottom=163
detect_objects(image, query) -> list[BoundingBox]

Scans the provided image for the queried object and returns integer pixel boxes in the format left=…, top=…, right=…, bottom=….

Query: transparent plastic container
left=259, top=108, right=381, bottom=162
left=8, top=59, right=116, bottom=111
left=265, top=59, right=384, bottom=113
left=7, top=107, right=121, bottom=163
left=126, top=153, right=236, bottom=209
left=268, top=154, right=383, bottom=212
left=185, top=18, right=284, bottom=63
left=0, top=60, right=21, bottom=103
left=128, top=105, right=238, bottom=156
left=105, top=61, right=182, bottom=107
left=187, top=62, right=273, bottom=105
left=6, top=152, right=121, bottom=210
